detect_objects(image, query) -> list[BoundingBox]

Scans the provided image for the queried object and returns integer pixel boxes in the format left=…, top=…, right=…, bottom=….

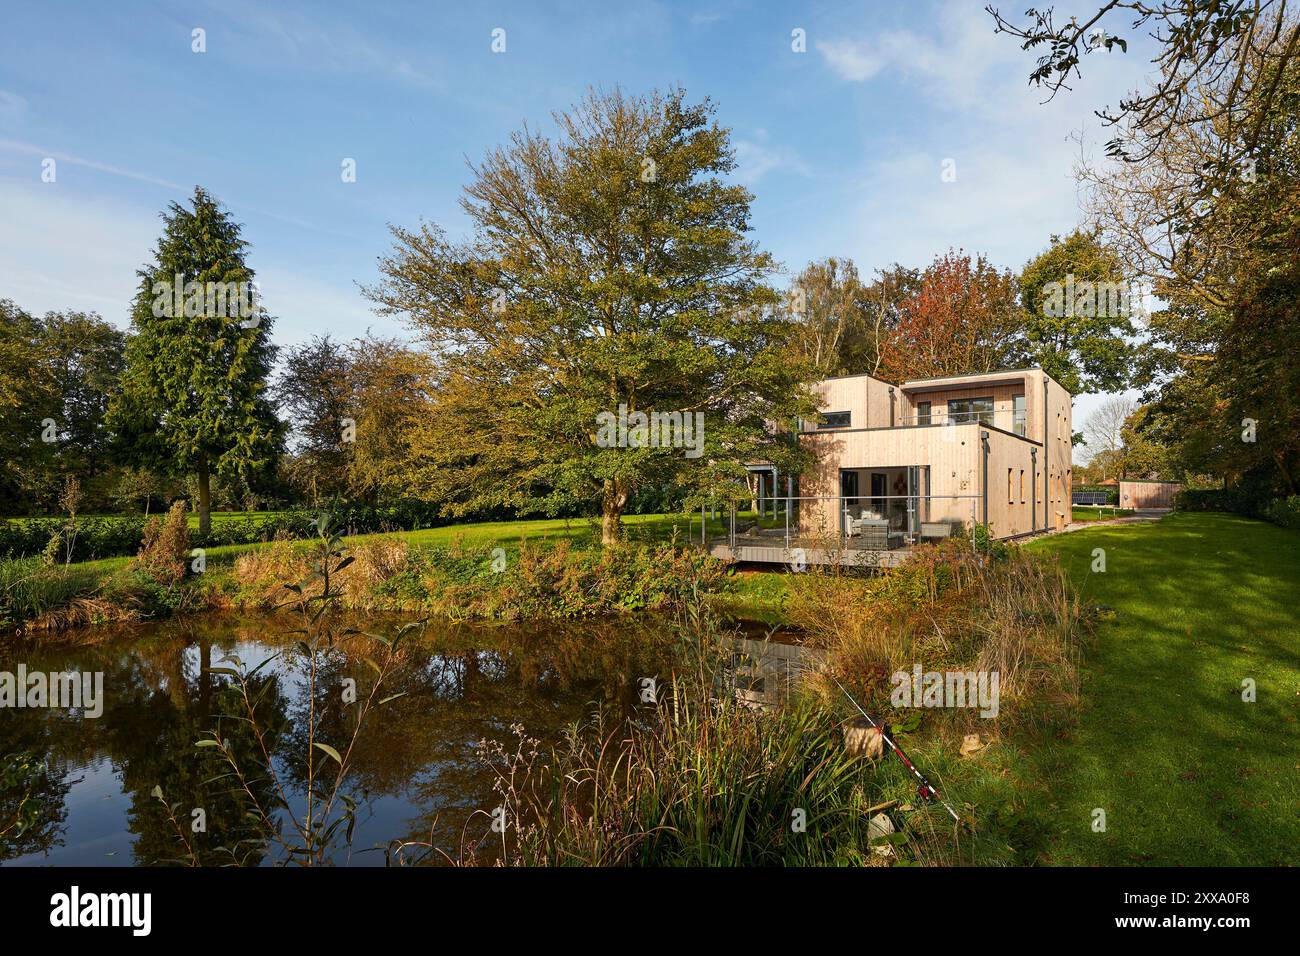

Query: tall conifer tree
left=109, top=187, right=281, bottom=533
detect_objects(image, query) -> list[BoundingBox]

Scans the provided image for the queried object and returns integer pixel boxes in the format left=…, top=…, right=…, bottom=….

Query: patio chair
left=920, top=521, right=952, bottom=541
left=849, top=517, right=890, bottom=549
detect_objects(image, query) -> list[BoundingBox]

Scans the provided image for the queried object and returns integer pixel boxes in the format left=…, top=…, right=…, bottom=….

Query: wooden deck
left=709, top=540, right=911, bottom=567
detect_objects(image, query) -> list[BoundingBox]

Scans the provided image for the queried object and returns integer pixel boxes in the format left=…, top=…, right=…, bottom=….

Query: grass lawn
left=1022, top=511, right=1299, bottom=865
left=41, top=509, right=733, bottom=581
left=1070, top=505, right=1133, bottom=522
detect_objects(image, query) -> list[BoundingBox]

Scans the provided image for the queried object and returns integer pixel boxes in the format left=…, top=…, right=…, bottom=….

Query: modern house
left=715, top=368, right=1073, bottom=565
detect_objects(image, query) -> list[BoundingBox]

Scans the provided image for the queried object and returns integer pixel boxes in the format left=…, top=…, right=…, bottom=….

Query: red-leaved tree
left=877, top=250, right=1028, bottom=381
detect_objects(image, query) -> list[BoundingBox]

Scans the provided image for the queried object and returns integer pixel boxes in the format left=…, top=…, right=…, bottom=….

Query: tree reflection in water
left=0, top=611, right=688, bottom=865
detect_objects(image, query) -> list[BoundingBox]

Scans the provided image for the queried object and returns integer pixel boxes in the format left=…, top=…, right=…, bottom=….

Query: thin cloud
left=0, top=140, right=181, bottom=190
left=734, top=133, right=811, bottom=186
left=0, top=90, right=26, bottom=118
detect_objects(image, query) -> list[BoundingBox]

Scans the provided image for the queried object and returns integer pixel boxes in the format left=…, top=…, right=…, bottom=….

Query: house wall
left=1040, top=373, right=1074, bottom=531
left=981, top=428, right=1042, bottom=537
left=806, top=374, right=897, bottom=430
left=797, top=423, right=983, bottom=535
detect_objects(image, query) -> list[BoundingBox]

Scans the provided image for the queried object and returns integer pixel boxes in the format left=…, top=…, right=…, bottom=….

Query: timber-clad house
left=713, top=368, right=1073, bottom=565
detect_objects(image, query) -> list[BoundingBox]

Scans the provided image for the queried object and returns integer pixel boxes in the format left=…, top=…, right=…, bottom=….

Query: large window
left=1013, top=394, right=1026, bottom=436
left=818, top=410, right=851, bottom=429
left=915, top=401, right=932, bottom=425
left=947, top=396, right=994, bottom=426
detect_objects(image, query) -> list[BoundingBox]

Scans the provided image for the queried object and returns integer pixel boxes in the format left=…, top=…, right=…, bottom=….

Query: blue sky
left=0, top=1, right=1155, bottom=419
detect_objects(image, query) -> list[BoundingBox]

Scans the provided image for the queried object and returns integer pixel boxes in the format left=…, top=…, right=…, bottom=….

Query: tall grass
left=788, top=539, right=1086, bottom=737
left=450, top=543, right=1091, bottom=867
left=0, top=557, right=121, bottom=632
left=452, top=600, right=961, bottom=867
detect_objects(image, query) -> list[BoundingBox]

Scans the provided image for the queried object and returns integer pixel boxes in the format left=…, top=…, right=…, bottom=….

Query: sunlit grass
left=1021, top=511, right=1300, bottom=864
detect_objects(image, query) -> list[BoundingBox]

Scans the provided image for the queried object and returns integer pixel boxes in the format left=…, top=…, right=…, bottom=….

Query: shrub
left=135, top=501, right=191, bottom=585
left=1177, top=488, right=1300, bottom=530
left=1262, top=495, right=1300, bottom=530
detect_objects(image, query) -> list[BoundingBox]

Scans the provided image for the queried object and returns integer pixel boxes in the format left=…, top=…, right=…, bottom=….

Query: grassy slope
left=1023, top=512, right=1300, bottom=865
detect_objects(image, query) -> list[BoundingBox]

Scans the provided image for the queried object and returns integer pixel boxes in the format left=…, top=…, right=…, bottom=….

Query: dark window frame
left=818, top=410, right=852, bottom=429
left=947, top=396, right=994, bottom=426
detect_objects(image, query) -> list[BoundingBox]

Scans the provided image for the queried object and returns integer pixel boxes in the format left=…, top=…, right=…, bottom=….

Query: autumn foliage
left=876, top=250, right=1026, bottom=382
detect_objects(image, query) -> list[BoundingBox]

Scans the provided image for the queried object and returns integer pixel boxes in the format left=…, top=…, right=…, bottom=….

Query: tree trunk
left=601, top=478, right=628, bottom=547
left=197, top=454, right=212, bottom=536
left=1274, top=450, right=1297, bottom=496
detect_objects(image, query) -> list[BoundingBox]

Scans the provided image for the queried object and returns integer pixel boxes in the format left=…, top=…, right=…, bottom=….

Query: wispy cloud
left=0, top=139, right=181, bottom=190
left=813, top=2, right=1136, bottom=116
left=210, top=0, right=446, bottom=91
left=734, top=131, right=811, bottom=186
left=0, top=90, right=26, bottom=119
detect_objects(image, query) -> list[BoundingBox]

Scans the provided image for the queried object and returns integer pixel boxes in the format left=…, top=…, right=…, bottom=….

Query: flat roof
left=812, top=366, right=1071, bottom=397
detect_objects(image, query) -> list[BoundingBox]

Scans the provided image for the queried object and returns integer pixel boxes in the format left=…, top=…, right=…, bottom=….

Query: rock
left=843, top=717, right=886, bottom=759
left=867, top=812, right=895, bottom=857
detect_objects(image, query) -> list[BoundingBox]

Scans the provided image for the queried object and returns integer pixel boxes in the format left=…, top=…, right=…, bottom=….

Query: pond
left=0, top=611, right=793, bottom=866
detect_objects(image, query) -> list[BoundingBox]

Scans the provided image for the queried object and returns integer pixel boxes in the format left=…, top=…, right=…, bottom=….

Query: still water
left=0, top=611, right=771, bottom=866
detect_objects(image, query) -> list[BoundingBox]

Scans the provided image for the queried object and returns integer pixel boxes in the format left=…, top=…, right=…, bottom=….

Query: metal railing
left=701, top=494, right=982, bottom=553
left=899, top=410, right=1027, bottom=435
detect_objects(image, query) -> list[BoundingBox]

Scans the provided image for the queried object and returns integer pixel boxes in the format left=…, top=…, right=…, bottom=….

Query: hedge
left=0, top=501, right=497, bottom=562
left=1174, top=488, right=1300, bottom=530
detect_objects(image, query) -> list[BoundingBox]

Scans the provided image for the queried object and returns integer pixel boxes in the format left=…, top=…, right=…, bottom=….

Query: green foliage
left=107, top=187, right=283, bottom=532
left=366, top=87, right=817, bottom=541
left=1018, top=230, right=1134, bottom=394
left=1177, top=486, right=1300, bottom=530
left=0, top=302, right=126, bottom=513
left=0, top=515, right=149, bottom=562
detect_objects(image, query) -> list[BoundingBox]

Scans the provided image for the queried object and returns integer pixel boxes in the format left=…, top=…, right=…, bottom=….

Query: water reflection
left=0, top=612, right=706, bottom=866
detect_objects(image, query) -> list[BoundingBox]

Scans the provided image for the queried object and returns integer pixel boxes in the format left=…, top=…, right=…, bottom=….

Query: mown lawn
left=45, top=510, right=731, bottom=581
left=1070, top=505, right=1133, bottom=522
left=1022, top=511, right=1300, bottom=865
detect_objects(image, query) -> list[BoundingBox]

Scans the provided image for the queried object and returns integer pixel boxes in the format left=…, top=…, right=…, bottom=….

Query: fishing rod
left=831, top=674, right=961, bottom=824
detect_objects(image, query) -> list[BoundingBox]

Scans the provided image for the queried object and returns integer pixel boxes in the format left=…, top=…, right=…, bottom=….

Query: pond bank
left=2, top=536, right=792, bottom=639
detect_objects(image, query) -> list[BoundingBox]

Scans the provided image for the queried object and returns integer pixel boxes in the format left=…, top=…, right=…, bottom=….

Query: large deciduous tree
left=366, top=88, right=814, bottom=544
left=785, top=258, right=918, bottom=377
left=108, top=187, right=282, bottom=534
left=876, top=250, right=1028, bottom=381
left=996, top=2, right=1300, bottom=499
left=278, top=335, right=356, bottom=503
left=0, top=302, right=126, bottom=512
left=1019, top=230, right=1136, bottom=395
left=0, top=300, right=56, bottom=510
